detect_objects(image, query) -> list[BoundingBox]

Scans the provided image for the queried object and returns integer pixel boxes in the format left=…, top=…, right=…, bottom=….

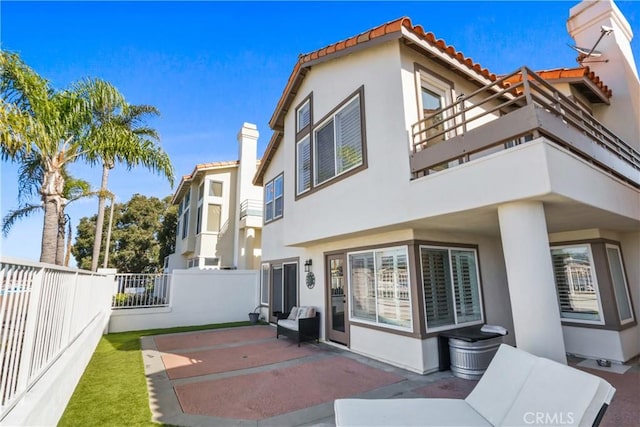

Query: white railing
left=112, top=273, right=171, bottom=309
left=0, top=258, right=112, bottom=421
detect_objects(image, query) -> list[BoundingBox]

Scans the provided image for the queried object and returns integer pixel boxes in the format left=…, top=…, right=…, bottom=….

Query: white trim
left=550, top=243, right=606, bottom=326
left=346, top=245, right=413, bottom=333
left=260, top=263, right=270, bottom=306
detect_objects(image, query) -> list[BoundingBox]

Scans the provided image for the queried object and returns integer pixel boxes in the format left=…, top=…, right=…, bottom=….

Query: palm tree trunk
left=65, top=221, right=72, bottom=267
left=40, top=167, right=65, bottom=265
left=40, top=197, right=59, bottom=264
left=91, top=163, right=111, bottom=271
left=56, top=210, right=66, bottom=265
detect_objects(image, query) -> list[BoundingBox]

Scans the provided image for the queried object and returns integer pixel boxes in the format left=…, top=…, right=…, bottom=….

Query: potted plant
left=249, top=306, right=261, bottom=324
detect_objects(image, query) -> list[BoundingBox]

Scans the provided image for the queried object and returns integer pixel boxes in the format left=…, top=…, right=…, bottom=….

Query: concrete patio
left=142, top=324, right=639, bottom=427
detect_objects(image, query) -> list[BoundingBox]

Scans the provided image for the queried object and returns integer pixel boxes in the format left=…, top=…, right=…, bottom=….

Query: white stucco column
left=498, top=201, right=567, bottom=364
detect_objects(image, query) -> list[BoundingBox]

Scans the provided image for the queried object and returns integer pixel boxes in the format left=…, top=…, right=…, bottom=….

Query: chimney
left=236, top=122, right=260, bottom=206
left=567, top=0, right=640, bottom=149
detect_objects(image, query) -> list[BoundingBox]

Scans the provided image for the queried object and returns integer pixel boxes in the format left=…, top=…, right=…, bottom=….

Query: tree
left=157, top=196, right=178, bottom=268
left=1, top=152, right=92, bottom=266
left=72, top=194, right=174, bottom=273
left=1, top=51, right=92, bottom=263
left=75, top=78, right=174, bottom=271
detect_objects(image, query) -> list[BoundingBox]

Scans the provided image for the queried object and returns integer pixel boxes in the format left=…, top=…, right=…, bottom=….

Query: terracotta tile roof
left=504, top=66, right=612, bottom=98
left=255, top=17, right=499, bottom=185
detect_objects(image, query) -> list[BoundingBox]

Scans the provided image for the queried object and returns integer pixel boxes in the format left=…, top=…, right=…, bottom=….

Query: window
left=605, top=244, right=634, bottom=324
left=196, top=205, right=202, bottom=234
left=198, top=182, right=204, bottom=200
left=181, top=192, right=190, bottom=239
left=420, top=246, right=483, bottom=331
left=261, top=263, right=270, bottom=305
left=297, top=100, right=311, bottom=132
left=550, top=245, right=603, bottom=324
left=417, top=70, right=453, bottom=146
left=206, top=204, right=221, bottom=232
left=204, top=257, right=219, bottom=267
left=348, top=246, right=412, bottom=331
left=297, top=136, right=311, bottom=194
left=209, top=181, right=223, bottom=197
left=314, top=95, right=363, bottom=186
left=264, top=174, right=283, bottom=223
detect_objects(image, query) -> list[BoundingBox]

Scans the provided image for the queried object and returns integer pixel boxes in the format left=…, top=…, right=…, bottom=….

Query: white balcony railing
left=239, top=199, right=263, bottom=220
left=0, top=258, right=112, bottom=421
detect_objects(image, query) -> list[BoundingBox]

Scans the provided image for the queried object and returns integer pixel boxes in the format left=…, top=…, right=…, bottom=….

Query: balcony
left=410, top=67, right=640, bottom=188
left=239, top=198, right=263, bottom=229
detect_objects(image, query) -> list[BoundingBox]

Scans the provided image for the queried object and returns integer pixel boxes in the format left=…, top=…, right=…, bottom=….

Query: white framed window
left=605, top=244, right=634, bottom=324
left=297, top=136, right=311, bottom=195
left=181, top=192, right=190, bottom=240
left=209, top=180, right=223, bottom=197
left=196, top=184, right=204, bottom=235
left=297, top=99, right=311, bottom=132
left=314, top=94, right=363, bottom=186
left=417, top=71, right=454, bottom=145
left=260, top=263, right=270, bottom=305
left=264, top=174, right=283, bottom=223
left=550, top=244, right=604, bottom=325
left=420, top=245, right=483, bottom=332
left=348, top=246, right=412, bottom=331
left=206, top=204, right=221, bottom=232
left=203, top=257, right=219, bottom=268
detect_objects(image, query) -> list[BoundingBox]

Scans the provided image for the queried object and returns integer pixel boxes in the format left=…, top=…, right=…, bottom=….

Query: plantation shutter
left=298, top=102, right=311, bottom=131
left=315, top=120, right=336, bottom=184
left=297, top=137, right=311, bottom=194
left=349, top=252, right=376, bottom=322
left=551, top=251, right=573, bottom=314
left=335, top=97, right=362, bottom=173
left=451, top=250, right=481, bottom=323
left=420, top=248, right=453, bottom=328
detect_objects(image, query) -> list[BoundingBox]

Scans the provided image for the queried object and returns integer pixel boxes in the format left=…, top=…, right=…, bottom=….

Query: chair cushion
left=278, top=319, right=298, bottom=331
left=465, top=344, right=537, bottom=426
left=501, top=358, right=608, bottom=427
left=297, top=306, right=316, bottom=319
left=334, top=398, right=491, bottom=427
left=287, top=307, right=299, bottom=320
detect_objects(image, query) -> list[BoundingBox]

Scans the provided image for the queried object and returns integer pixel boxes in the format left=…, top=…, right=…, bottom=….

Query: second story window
left=314, top=93, right=363, bottom=186
left=264, top=174, right=283, bottom=223
left=209, top=180, right=223, bottom=197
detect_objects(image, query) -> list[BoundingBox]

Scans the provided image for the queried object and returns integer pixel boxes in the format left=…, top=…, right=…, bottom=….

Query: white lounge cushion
left=277, top=319, right=298, bottom=331
left=466, top=344, right=537, bottom=425
left=334, top=398, right=491, bottom=427
left=287, top=307, right=299, bottom=320
left=501, top=358, right=608, bottom=427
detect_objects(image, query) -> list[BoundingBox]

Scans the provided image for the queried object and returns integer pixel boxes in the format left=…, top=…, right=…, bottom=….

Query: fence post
left=15, top=267, right=44, bottom=392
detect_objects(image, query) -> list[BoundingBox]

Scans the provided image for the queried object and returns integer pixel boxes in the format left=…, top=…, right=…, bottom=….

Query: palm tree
left=1, top=51, right=92, bottom=264
left=2, top=153, right=92, bottom=265
left=75, top=79, right=174, bottom=271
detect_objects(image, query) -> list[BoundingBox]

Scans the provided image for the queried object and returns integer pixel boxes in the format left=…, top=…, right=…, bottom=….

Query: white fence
left=108, top=269, right=259, bottom=333
left=112, top=273, right=171, bottom=309
left=0, top=257, right=113, bottom=426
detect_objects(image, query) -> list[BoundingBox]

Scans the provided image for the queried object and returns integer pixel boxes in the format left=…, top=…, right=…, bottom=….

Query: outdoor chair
left=334, top=344, right=615, bottom=427
left=276, top=306, right=320, bottom=346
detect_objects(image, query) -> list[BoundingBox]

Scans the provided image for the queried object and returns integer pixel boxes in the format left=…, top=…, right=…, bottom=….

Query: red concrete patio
left=141, top=325, right=639, bottom=426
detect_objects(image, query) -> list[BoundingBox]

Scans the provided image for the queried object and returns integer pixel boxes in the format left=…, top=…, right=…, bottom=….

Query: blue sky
left=1, top=1, right=639, bottom=264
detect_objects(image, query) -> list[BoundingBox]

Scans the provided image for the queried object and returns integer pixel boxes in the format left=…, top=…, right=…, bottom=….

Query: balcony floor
left=141, top=324, right=638, bottom=426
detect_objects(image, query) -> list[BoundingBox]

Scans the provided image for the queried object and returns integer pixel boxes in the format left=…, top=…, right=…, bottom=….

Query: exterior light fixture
left=304, top=259, right=313, bottom=273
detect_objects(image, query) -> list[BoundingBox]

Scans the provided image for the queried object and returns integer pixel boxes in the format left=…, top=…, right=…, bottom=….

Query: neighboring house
left=253, top=0, right=640, bottom=374
left=166, top=123, right=263, bottom=271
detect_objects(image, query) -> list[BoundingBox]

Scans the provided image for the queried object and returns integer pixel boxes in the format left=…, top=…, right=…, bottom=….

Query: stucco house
left=165, top=123, right=263, bottom=271
left=253, top=0, right=639, bottom=374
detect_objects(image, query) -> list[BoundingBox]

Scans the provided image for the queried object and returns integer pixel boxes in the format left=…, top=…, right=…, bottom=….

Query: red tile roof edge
left=504, top=67, right=612, bottom=98
left=257, top=16, right=498, bottom=185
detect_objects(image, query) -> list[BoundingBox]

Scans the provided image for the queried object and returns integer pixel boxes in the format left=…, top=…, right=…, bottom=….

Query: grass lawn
left=59, top=321, right=256, bottom=427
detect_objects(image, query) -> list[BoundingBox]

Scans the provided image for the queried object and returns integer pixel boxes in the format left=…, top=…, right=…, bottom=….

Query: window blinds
left=336, top=97, right=362, bottom=173
left=297, top=137, right=311, bottom=194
